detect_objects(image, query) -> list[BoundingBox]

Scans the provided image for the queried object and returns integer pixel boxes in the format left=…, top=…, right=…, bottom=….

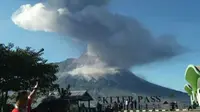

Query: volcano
left=55, top=53, right=188, bottom=101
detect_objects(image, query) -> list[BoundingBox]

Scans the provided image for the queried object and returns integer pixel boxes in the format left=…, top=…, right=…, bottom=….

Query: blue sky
left=1, top=0, right=200, bottom=91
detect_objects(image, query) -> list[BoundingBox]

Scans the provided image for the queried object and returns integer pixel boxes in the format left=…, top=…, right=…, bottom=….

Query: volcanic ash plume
left=12, top=0, right=184, bottom=71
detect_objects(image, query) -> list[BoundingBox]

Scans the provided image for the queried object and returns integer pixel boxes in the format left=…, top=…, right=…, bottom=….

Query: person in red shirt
left=12, top=82, right=38, bottom=112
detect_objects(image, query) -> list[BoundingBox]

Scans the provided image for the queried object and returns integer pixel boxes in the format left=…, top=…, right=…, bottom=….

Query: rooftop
left=68, top=90, right=93, bottom=101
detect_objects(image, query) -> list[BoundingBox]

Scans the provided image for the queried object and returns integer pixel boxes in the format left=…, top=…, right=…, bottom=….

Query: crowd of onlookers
left=94, top=101, right=182, bottom=112
left=95, top=101, right=154, bottom=112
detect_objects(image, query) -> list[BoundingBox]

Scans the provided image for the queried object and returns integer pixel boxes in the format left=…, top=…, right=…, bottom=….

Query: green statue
left=185, top=64, right=200, bottom=106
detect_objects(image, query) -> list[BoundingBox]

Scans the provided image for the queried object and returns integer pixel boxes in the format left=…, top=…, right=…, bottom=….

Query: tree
left=0, top=43, right=14, bottom=111
left=0, top=43, right=59, bottom=111
left=57, top=84, right=71, bottom=112
left=57, top=84, right=71, bottom=98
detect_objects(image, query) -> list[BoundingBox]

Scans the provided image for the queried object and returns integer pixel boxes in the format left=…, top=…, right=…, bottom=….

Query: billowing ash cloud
left=11, top=0, right=183, bottom=69
left=47, top=0, right=109, bottom=12
left=68, top=64, right=119, bottom=81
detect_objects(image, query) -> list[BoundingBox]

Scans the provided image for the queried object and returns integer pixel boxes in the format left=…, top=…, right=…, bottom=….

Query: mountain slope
left=55, top=54, right=188, bottom=101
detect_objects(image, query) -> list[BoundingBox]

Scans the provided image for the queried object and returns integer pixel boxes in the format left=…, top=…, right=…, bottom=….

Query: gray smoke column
left=11, top=0, right=184, bottom=69
left=47, top=0, right=109, bottom=12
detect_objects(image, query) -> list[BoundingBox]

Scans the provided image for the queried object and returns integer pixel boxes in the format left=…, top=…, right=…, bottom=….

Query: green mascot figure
left=185, top=64, right=200, bottom=108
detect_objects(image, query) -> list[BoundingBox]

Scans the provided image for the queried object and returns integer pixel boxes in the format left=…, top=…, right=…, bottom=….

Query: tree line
left=0, top=43, right=59, bottom=111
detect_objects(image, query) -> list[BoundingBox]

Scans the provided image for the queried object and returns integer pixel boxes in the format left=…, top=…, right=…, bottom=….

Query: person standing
left=12, top=82, right=38, bottom=112
left=130, top=101, right=133, bottom=110
left=96, top=102, right=102, bottom=112
left=145, top=104, right=148, bottom=110
left=125, top=100, right=128, bottom=110
left=134, top=100, right=137, bottom=110
left=119, top=102, right=123, bottom=111
left=113, top=101, right=118, bottom=112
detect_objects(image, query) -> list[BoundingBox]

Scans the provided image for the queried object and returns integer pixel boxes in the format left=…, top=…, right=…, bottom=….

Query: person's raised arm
left=28, top=81, right=38, bottom=99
